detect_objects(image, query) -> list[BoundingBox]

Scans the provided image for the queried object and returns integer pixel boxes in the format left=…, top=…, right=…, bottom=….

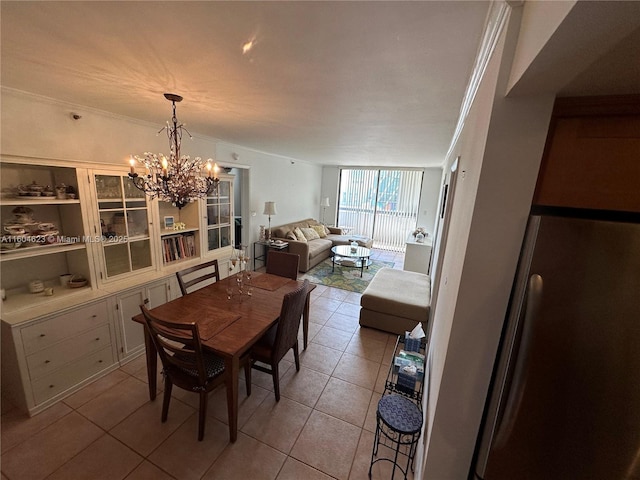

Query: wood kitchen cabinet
left=533, top=95, right=640, bottom=213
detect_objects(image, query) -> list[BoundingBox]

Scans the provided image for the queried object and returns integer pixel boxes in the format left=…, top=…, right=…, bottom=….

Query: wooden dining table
left=131, top=271, right=315, bottom=442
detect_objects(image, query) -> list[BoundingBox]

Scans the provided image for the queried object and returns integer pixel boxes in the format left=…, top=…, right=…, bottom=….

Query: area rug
left=300, top=258, right=394, bottom=293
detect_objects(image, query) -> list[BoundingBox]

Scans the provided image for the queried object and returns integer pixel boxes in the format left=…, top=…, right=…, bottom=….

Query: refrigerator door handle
left=493, top=273, right=543, bottom=448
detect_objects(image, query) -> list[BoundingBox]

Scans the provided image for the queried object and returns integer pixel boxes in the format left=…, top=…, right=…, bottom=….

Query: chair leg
left=293, top=341, right=300, bottom=372
left=272, top=361, right=280, bottom=402
left=161, top=379, right=173, bottom=423
left=244, top=359, right=252, bottom=396
left=198, top=390, right=208, bottom=441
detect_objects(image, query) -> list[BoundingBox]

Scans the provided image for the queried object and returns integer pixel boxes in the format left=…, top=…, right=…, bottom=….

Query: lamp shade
left=263, top=201, right=277, bottom=216
left=320, top=197, right=330, bottom=207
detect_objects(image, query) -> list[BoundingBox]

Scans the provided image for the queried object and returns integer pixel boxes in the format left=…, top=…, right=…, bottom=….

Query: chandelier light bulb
left=128, top=93, right=220, bottom=209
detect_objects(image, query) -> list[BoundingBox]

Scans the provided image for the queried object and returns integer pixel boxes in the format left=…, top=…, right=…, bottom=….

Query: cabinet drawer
left=26, top=324, right=112, bottom=381
left=21, top=301, right=109, bottom=355
left=31, top=346, right=114, bottom=405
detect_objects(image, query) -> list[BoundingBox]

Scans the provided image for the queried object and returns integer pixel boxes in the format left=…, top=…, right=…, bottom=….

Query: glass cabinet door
left=94, top=174, right=153, bottom=278
left=205, top=180, right=232, bottom=253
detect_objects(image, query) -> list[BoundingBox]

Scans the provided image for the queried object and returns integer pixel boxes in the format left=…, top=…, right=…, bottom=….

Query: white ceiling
left=0, top=1, right=491, bottom=168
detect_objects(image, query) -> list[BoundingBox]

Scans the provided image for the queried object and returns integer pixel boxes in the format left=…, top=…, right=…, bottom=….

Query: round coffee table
left=331, top=245, right=372, bottom=277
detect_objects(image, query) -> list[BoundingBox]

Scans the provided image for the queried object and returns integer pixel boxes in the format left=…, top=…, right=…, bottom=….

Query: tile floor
left=1, top=250, right=418, bottom=480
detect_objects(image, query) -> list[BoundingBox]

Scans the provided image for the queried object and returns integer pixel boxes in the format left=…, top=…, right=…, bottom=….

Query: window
left=337, top=169, right=423, bottom=251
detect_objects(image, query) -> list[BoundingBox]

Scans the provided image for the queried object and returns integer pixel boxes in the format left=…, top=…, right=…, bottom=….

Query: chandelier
left=128, top=93, right=219, bottom=209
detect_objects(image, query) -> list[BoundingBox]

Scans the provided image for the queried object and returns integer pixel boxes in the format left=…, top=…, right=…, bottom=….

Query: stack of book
left=162, top=233, right=196, bottom=263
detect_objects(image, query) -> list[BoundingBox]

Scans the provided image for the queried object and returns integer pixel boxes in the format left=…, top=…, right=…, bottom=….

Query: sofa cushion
left=361, top=268, right=430, bottom=321
left=311, top=225, right=327, bottom=238
left=301, top=227, right=320, bottom=241
left=308, top=238, right=332, bottom=258
left=272, top=226, right=289, bottom=239
left=293, top=227, right=307, bottom=242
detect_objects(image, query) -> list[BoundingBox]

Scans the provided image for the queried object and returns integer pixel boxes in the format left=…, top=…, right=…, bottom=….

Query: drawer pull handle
left=39, top=334, right=46, bottom=337
left=98, top=360, right=103, bottom=363
left=92, top=315, right=97, bottom=318
left=49, top=384, right=54, bottom=389
left=95, top=337, right=100, bottom=341
left=45, top=360, right=50, bottom=364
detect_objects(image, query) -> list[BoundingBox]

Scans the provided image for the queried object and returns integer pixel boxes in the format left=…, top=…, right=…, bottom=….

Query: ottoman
left=359, top=268, right=431, bottom=335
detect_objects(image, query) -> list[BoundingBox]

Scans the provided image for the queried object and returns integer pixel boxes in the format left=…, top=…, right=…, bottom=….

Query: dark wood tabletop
left=132, top=271, right=315, bottom=442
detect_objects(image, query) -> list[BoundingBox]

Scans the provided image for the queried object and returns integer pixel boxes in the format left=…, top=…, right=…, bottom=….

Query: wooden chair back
left=139, top=305, right=209, bottom=386
left=266, top=251, right=300, bottom=280
left=271, top=279, right=309, bottom=362
left=176, top=259, right=220, bottom=295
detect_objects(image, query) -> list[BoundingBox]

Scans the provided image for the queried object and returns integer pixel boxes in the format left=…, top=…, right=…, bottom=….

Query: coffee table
left=331, top=245, right=372, bottom=277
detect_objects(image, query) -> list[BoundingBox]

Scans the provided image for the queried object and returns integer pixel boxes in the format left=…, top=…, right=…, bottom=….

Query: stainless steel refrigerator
left=474, top=213, right=640, bottom=480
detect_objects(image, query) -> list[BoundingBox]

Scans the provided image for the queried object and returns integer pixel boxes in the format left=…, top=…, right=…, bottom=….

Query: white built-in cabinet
left=0, top=156, right=232, bottom=415
left=112, top=277, right=177, bottom=362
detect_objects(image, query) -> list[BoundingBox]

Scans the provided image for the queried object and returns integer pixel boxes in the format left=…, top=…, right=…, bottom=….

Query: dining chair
left=139, top=305, right=251, bottom=441
left=266, top=251, right=300, bottom=280
left=176, top=259, right=220, bottom=295
left=246, top=279, right=309, bottom=401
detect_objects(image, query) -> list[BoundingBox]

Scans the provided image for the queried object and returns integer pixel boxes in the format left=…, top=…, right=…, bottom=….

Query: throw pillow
left=324, top=225, right=331, bottom=235
left=285, top=230, right=297, bottom=241
left=301, top=227, right=320, bottom=241
left=293, top=227, right=307, bottom=242
left=311, top=224, right=327, bottom=238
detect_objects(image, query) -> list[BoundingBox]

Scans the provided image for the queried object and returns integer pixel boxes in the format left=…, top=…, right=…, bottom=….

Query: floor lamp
left=321, top=197, right=330, bottom=225
left=263, top=201, right=277, bottom=241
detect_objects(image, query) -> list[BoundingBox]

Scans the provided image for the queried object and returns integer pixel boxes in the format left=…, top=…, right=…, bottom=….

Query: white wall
left=215, top=142, right=323, bottom=248
left=422, top=4, right=556, bottom=478
left=1, top=88, right=323, bottom=252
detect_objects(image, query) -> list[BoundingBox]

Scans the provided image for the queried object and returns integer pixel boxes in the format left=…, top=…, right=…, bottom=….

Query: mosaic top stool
left=369, top=393, right=423, bottom=479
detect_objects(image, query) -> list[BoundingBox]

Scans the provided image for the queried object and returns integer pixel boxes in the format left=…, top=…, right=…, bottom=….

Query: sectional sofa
left=270, top=218, right=373, bottom=272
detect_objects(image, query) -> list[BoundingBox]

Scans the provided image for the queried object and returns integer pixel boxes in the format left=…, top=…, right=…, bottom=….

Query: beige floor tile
left=63, top=368, right=130, bottom=409
left=299, top=342, right=343, bottom=375
left=333, top=353, right=381, bottom=390
left=383, top=335, right=400, bottom=365
left=207, top=381, right=273, bottom=428
left=349, top=429, right=415, bottom=480
left=1, top=396, right=17, bottom=415
left=356, top=325, right=393, bottom=344
left=315, top=377, right=372, bottom=427
left=321, top=288, right=349, bottom=302
left=118, top=352, right=148, bottom=375
left=124, top=460, right=176, bottom=480
left=131, top=361, right=166, bottom=393
left=374, top=366, right=390, bottom=394
left=207, top=381, right=270, bottom=429
left=279, top=366, right=330, bottom=408
left=363, top=392, right=382, bottom=433
left=310, top=284, right=328, bottom=297
left=148, top=414, right=229, bottom=480
left=312, top=325, right=353, bottom=351
left=308, top=306, right=333, bottom=326
left=336, top=301, right=362, bottom=318
left=325, top=312, right=360, bottom=334
left=343, top=291, right=363, bottom=305
left=110, top=396, right=194, bottom=456
left=250, top=359, right=293, bottom=393
left=45, top=434, right=142, bottom=480
left=345, top=335, right=387, bottom=363
left=1, top=401, right=72, bottom=454
left=241, top=395, right=311, bottom=454
left=276, top=457, right=333, bottom=479
left=202, top=432, right=286, bottom=480
left=311, top=296, right=342, bottom=313
left=299, top=321, right=322, bottom=346
left=290, top=410, right=361, bottom=480
left=1, top=411, right=103, bottom=480
left=77, top=376, right=150, bottom=430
